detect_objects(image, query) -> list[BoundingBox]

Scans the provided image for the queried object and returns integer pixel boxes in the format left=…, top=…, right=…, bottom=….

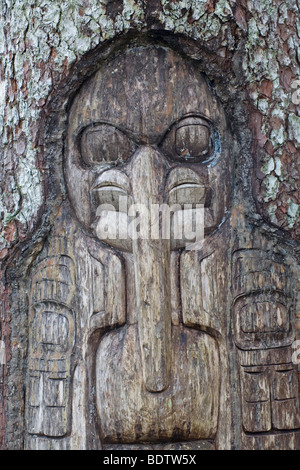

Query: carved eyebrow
left=79, top=120, right=165, bottom=150
left=78, top=120, right=136, bottom=139
left=78, top=115, right=214, bottom=141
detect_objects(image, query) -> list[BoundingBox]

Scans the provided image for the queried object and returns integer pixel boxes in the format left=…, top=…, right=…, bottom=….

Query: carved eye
left=160, top=117, right=214, bottom=163
left=80, top=124, right=136, bottom=166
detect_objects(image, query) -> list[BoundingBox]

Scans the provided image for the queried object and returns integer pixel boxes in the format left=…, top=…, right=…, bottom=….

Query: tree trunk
left=1, top=0, right=300, bottom=450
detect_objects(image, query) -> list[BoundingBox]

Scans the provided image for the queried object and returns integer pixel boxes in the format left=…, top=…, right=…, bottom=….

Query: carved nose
left=131, top=146, right=171, bottom=393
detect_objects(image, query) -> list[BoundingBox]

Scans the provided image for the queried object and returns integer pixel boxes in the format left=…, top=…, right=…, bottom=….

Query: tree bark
left=1, top=0, right=300, bottom=450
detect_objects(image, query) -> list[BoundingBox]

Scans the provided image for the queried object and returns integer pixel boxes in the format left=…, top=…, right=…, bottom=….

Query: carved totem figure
left=232, top=223, right=300, bottom=449
left=25, top=43, right=300, bottom=450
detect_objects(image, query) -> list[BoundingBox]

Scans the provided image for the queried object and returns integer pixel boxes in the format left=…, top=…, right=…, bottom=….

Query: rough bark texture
left=1, top=0, right=300, bottom=450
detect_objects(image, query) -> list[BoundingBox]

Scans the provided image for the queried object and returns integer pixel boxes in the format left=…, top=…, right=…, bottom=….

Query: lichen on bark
left=1, top=0, right=300, bottom=449
left=1, top=0, right=300, bottom=262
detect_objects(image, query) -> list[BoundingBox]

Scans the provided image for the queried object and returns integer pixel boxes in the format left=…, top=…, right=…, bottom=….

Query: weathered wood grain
left=22, top=42, right=300, bottom=451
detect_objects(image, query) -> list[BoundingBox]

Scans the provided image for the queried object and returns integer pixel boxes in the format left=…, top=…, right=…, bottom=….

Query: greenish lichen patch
left=262, top=157, right=275, bottom=175
left=287, top=199, right=300, bottom=228
left=270, top=126, right=287, bottom=148
left=214, top=0, right=233, bottom=20
left=288, top=113, right=300, bottom=145
left=263, top=174, right=280, bottom=202
left=257, top=98, right=269, bottom=114
left=274, top=156, right=282, bottom=179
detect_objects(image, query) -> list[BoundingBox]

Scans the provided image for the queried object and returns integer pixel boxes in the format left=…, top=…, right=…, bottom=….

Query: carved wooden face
left=65, top=46, right=230, bottom=249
